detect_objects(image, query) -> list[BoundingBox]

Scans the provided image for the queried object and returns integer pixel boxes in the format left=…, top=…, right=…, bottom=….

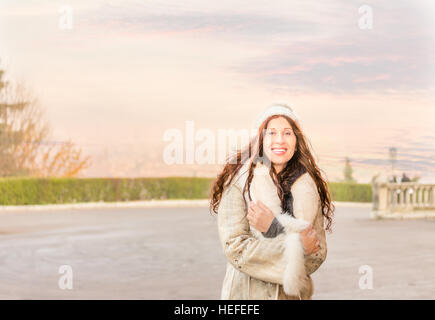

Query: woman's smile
left=271, top=147, right=288, bottom=156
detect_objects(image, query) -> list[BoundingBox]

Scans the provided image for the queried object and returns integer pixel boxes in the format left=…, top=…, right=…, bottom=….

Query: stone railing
left=371, top=182, right=435, bottom=219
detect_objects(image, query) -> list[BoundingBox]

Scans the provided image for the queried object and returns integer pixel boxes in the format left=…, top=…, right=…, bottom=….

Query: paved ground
left=0, top=204, right=434, bottom=299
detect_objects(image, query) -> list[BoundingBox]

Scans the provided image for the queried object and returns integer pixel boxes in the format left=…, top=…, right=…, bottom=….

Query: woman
left=210, top=104, right=334, bottom=300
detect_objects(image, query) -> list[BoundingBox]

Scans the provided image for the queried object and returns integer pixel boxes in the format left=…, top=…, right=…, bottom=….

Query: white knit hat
left=254, top=104, right=301, bottom=131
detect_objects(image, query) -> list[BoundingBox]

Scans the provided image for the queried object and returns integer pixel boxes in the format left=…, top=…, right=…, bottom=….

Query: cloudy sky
left=1, top=0, right=434, bottom=182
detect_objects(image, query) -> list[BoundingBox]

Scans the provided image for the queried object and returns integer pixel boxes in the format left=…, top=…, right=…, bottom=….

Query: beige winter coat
left=217, top=170, right=327, bottom=300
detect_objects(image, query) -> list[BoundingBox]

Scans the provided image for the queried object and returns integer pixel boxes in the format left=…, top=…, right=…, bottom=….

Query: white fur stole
left=249, top=163, right=309, bottom=297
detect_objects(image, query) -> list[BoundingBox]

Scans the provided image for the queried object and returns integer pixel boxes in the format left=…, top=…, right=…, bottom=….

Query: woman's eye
left=267, top=131, right=275, bottom=135
left=285, top=132, right=292, bottom=136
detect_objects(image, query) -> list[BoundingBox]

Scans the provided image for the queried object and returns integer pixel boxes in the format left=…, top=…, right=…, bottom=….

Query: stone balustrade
left=371, top=182, right=435, bottom=219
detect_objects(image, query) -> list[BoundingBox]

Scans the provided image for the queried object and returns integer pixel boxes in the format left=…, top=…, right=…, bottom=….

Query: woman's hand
left=248, top=201, right=320, bottom=254
left=247, top=200, right=275, bottom=232
left=300, top=224, right=320, bottom=255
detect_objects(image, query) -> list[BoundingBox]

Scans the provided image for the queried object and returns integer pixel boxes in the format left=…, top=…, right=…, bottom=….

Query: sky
left=0, top=0, right=434, bottom=183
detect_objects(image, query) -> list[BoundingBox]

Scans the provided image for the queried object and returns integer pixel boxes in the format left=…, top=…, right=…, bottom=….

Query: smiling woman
left=210, top=103, right=335, bottom=300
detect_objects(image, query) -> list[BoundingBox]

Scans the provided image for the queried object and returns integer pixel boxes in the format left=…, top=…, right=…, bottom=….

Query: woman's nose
left=274, top=132, right=284, bottom=143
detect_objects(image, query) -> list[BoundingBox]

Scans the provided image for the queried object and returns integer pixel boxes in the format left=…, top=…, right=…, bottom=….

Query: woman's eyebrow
left=267, top=127, right=292, bottom=130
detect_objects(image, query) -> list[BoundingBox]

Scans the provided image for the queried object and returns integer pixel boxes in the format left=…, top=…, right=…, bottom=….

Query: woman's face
left=263, top=116, right=297, bottom=172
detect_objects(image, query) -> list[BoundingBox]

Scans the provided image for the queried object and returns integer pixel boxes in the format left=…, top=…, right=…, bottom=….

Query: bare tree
left=0, top=68, right=91, bottom=177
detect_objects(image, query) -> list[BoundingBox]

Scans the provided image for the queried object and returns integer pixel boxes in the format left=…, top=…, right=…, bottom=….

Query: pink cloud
left=353, top=74, right=391, bottom=83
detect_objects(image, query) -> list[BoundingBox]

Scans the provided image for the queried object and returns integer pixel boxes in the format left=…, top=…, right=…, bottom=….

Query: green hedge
left=0, top=177, right=214, bottom=205
left=0, top=177, right=372, bottom=205
left=328, top=182, right=372, bottom=203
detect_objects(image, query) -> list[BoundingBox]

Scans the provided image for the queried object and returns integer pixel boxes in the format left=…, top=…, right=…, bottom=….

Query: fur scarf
left=249, top=163, right=309, bottom=297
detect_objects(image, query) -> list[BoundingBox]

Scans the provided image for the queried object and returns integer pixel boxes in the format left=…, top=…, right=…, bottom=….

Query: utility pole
left=389, top=147, right=397, bottom=181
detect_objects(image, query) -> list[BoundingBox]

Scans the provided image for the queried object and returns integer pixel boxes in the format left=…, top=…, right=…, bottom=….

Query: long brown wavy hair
left=210, top=112, right=334, bottom=233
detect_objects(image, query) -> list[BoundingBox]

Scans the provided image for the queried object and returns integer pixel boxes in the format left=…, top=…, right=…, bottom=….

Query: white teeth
left=272, top=148, right=286, bottom=155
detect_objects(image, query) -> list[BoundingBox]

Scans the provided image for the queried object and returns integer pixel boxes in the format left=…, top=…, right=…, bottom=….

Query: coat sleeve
left=291, top=175, right=328, bottom=275
left=262, top=217, right=285, bottom=238
left=304, top=213, right=327, bottom=275
left=217, top=183, right=289, bottom=285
